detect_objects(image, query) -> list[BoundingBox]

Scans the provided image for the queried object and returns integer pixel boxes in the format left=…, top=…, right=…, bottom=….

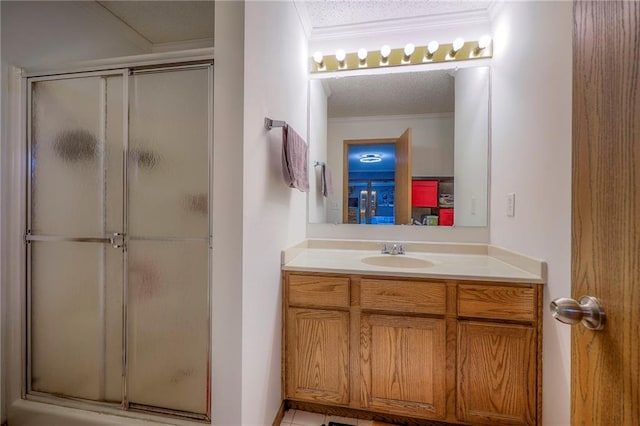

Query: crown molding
left=292, top=0, right=313, bottom=39
left=309, top=9, right=491, bottom=42
left=486, top=0, right=505, bottom=22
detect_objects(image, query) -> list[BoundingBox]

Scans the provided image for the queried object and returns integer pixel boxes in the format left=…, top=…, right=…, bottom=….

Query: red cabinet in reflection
left=440, top=208, right=454, bottom=226
left=411, top=180, right=438, bottom=207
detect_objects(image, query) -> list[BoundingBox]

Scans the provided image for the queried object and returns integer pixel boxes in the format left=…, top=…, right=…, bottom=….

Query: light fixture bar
left=310, top=40, right=492, bottom=73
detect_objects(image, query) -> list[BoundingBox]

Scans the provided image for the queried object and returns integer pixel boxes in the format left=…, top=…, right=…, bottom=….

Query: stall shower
left=25, top=63, right=212, bottom=420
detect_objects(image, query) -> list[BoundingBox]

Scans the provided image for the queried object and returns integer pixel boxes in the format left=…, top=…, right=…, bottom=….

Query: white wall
left=242, top=1, right=308, bottom=424
left=325, top=114, right=454, bottom=224
left=490, top=2, right=573, bottom=425
left=212, top=2, right=244, bottom=425
left=454, top=67, right=489, bottom=227
left=308, top=80, right=329, bottom=223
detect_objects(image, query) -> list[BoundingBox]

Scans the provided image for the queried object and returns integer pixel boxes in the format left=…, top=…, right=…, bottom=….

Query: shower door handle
left=109, top=232, right=126, bottom=249
left=25, top=231, right=126, bottom=249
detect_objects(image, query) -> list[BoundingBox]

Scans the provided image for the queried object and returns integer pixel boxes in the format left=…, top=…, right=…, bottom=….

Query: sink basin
left=361, top=255, right=434, bottom=269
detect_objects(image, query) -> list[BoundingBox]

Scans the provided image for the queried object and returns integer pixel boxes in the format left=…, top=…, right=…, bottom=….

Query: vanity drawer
left=457, top=283, right=535, bottom=322
left=288, top=274, right=350, bottom=309
left=360, top=278, right=446, bottom=315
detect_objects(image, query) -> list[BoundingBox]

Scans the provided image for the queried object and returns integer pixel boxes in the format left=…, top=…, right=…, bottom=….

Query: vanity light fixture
left=451, top=37, right=465, bottom=57
left=478, top=35, right=492, bottom=50
left=309, top=37, right=491, bottom=73
left=403, top=43, right=415, bottom=62
left=380, top=44, right=391, bottom=64
left=475, top=35, right=493, bottom=56
left=357, top=48, right=368, bottom=65
left=335, top=49, right=347, bottom=68
left=426, top=40, right=439, bottom=59
left=313, top=51, right=324, bottom=68
left=359, top=153, right=382, bottom=163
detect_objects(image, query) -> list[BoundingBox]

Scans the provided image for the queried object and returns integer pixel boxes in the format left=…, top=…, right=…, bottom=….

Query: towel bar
left=264, top=117, right=287, bottom=130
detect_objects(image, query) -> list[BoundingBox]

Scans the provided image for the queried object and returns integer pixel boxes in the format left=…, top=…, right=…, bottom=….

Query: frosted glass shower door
left=26, top=64, right=212, bottom=420
left=126, top=67, right=211, bottom=416
left=28, top=73, right=126, bottom=403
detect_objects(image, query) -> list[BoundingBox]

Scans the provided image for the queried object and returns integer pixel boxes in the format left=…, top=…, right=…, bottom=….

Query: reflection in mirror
left=344, top=136, right=410, bottom=225
left=308, top=66, right=489, bottom=227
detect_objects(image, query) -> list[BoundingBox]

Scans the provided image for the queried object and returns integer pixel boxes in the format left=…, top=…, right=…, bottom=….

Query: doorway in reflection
left=346, top=143, right=396, bottom=224
left=342, top=128, right=412, bottom=225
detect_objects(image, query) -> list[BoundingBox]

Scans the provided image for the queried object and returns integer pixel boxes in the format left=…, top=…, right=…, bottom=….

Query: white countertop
left=282, top=241, right=546, bottom=284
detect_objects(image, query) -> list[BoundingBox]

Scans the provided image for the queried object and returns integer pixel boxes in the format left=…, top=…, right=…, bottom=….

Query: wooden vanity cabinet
left=457, top=322, right=536, bottom=425
left=361, top=313, right=447, bottom=418
left=456, top=283, right=540, bottom=426
left=283, top=272, right=542, bottom=425
left=285, top=273, right=350, bottom=404
left=360, top=278, right=447, bottom=419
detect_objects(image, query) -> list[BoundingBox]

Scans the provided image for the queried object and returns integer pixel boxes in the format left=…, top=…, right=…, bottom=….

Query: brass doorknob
left=549, top=296, right=606, bottom=330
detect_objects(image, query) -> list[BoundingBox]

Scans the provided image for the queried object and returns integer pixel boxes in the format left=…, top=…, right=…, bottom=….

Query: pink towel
left=282, top=126, right=309, bottom=192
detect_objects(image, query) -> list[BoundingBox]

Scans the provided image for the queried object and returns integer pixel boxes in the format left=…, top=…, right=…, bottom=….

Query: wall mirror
left=308, top=65, right=490, bottom=227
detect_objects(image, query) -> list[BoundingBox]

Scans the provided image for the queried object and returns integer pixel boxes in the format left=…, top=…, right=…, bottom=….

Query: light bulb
left=403, top=43, right=415, bottom=57
left=478, top=35, right=492, bottom=50
left=335, top=49, right=346, bottom=62
left=313, top=51, right=323, bottom=64
left=427, top=41, right=439, bottom=56
left=452, top=37, right=465, bottom=53
left=380, top=45, right=391, bottom=59
left=357, top=48, right=368, bottom=61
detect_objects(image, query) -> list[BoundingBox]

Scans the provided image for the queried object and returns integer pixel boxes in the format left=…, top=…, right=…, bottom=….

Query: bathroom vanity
left=281, top=241, right=545, bottom=425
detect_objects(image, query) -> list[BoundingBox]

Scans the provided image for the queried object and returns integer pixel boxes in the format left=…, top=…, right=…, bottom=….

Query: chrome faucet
left=381, top=243, right=405, bottom=255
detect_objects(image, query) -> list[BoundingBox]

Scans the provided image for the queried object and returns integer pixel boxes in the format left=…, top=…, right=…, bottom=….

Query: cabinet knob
left=549, top=296, right=606, bottom=330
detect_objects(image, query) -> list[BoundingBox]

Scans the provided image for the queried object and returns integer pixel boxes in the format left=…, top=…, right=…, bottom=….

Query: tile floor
left=280, top=409, right=374, bottom=426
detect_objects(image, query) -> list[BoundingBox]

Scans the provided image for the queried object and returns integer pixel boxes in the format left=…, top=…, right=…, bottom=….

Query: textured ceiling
left=304, top=0, right=491, bottom=29
left=327, top=70, right=454, bottom=118
left=98, top=1, right=214, bottom=44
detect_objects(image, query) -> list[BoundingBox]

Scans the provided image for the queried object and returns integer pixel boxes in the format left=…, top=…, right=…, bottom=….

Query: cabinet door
left=457, top=321, right=536, bottom=425
left=360, top=314, right=446, bottom=419
left=286, top=308, right=350, bottom=404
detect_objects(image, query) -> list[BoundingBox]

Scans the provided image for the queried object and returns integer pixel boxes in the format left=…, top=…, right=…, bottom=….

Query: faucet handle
left=381, top=243, right=390, bottom=254
left=397, top=244, right=405, bottom=255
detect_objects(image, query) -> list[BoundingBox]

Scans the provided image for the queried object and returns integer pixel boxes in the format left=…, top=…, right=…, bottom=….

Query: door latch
left=109, top=232, right=126, bottom=249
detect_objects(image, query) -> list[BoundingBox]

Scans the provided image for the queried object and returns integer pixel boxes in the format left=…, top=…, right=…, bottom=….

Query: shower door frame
left=23, top=60, right=213, bottom=423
